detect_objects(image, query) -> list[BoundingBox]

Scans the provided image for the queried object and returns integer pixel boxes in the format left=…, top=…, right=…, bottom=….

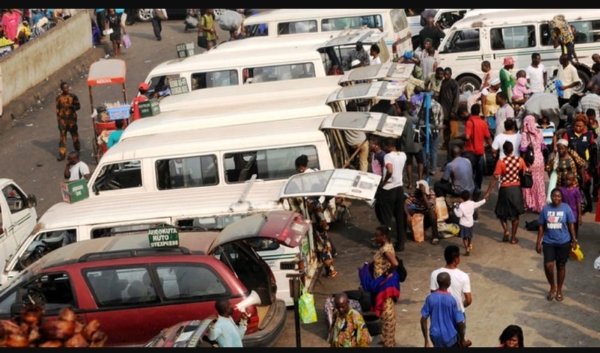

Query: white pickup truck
left=0, top=179, right=37, bottom=271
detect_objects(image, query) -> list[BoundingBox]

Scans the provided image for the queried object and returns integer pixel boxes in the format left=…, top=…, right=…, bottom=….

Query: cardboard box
left=138, top=98, right=161, bottom=118
left=61, top=179, right=89, bottom=203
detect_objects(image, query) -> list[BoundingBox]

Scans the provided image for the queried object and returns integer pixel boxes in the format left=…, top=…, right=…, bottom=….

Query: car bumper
left=242, top=299, right=287, bottom=347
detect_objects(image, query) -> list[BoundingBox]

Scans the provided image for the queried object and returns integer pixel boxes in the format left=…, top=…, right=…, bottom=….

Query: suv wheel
left=137, top=9, right=153, bottom=22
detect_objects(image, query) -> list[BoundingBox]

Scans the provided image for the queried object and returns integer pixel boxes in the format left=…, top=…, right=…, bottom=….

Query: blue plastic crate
left=106, top=105, right=131, bottom=120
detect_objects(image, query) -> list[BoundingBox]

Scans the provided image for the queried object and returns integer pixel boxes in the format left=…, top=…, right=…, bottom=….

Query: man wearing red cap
left=131, top=82, right=149, bottom=121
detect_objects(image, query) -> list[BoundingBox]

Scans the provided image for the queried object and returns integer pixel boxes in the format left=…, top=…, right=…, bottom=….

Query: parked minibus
left=157, top=74, right=341, bottom=113
left=242, top=8, right=412, bottom=54
left=144, top=28, right=389, bottom=97
left=437, top=8, right=600, bottom=94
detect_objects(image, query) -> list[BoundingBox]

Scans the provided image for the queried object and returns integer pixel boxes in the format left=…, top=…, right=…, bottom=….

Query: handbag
left=569, top=243, right=584, bottom=261
left=520, top=170, right=533, bottom=188
left=152, top=9, right=167, bottom=21
left=122, top=34, right=131, bottom=49
left=197, top=35, right=208, bottom=49
left=523, top=134, right=535, bottom=167
left=395, top=256, right=407, bottom=283
left=298, top=283, right=317, bottom=324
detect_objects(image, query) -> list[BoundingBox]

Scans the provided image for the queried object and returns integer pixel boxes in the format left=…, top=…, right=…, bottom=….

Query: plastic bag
left=298, top=284, right=317, bottom=324
left=411, top=213, right=424, bottom=243
left=217, top=10, right=243, bottom=31
left=435, top=197, right=449, bottom=221
left=546, top=170, right=558, bottom=204
left=569, top=243, right=584, bottom=262
left=122, top=34, right=131, bottom=49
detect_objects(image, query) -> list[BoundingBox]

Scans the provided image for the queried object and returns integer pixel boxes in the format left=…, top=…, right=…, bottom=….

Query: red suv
left=0, top=210, right=309, bottom=347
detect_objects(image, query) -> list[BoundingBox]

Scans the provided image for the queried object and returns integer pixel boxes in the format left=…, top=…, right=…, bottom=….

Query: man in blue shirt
left=434, top=145, right=475, bottom=199
left=207, top=298, right=248, bottom=347
left=420, top=272, right=468, bottom=348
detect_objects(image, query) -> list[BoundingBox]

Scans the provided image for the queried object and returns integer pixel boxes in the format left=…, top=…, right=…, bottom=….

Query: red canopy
left=87, top=59, right=127, bottom=86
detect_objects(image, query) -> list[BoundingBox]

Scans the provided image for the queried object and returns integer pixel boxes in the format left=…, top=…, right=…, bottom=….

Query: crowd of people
left=320, top=13, right=598, bottom=348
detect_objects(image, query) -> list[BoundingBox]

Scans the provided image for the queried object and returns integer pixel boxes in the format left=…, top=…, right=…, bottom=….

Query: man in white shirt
left=557, top=53, right=582, bottom=107
left=377, top=137, right=408, bottom=252
left=494, top=91, right=515, bottom=136
left=430, top=245, right=472, bottom=329
left=491, top=119, right=522, bottom=160
left=370, top=43, right=381, bottom=65
left=63, top=151, right=90, bottom=181
left=525, top=52, right=547, bottom=94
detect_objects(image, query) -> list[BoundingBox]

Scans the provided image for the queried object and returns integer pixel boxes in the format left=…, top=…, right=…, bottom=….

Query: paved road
left=2, top=15, right=600, bottom=348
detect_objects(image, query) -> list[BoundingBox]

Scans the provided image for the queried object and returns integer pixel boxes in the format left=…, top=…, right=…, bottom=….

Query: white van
left=157, top=75, right=342, bottom=113
left=145, top=45, right=328, bottom=96
left=124, top=100, right=335, bottom=143
left=437, top=8, right=599, bottom=93
left=0, top=179, right=37, bottom=269
left=2, top=168, right=381, bottom=307
left=145, top=28, right=390, bottom=97
left=243, top=8, right=412, bottom=54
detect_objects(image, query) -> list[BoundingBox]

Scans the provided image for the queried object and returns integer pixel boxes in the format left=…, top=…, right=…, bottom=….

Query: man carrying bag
left=198, top=9, right=218, bottom=49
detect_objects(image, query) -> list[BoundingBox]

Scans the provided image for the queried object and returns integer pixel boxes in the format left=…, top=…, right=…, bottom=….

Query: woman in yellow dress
left=481, top=77, right=501, bottom=136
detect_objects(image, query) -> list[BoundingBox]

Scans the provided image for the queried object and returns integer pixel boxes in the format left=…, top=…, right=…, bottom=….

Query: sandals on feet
left=502, top=233, right=509, bottom=242
left=510, top=238, right=519, bottom=244
left=556, top=293, right=564, bottom=302
left=547, top=290, right=556, bottom=301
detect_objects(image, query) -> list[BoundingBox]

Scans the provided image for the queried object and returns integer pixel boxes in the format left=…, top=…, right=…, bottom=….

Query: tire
left=137, top=9, right=153, bottom=22
left=456, top=75, right=481, bottom=96
left=575, top=68, right=590, bottom=94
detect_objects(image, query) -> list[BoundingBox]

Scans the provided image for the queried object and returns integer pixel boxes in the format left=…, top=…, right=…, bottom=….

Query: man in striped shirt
left=577, top=83, right=600, bottom=118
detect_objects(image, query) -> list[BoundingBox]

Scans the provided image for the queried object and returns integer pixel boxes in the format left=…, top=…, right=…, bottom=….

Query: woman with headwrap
left=546, top=138, right=587, bottom=189
left=520, top=115, right=547, bottom=213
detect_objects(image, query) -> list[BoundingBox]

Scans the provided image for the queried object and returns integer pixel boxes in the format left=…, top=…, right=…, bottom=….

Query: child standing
left=453, top=190, right=486, bottom=256
left=559, top=172, right=582, bottom=237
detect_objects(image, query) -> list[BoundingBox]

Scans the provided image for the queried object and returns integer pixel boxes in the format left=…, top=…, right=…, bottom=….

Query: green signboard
left=148, top=225, right=179, bottom=248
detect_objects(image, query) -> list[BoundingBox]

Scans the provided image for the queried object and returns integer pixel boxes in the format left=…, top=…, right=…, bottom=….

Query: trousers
left=58, top=117, right=80, bottom=158
left=376, top=186, right=406, bottom=249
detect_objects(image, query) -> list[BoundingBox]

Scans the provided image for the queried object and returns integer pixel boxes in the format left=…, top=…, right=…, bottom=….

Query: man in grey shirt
left=433, top=145, right=475, bottom=198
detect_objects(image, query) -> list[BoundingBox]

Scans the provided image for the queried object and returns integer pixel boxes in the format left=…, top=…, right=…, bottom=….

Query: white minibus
left=243, top=9, right=412, bottom=54
left=145, top=45, right=328, bottom=96
left=157, top=75, right=342, bottom=113
left=437, top=8, right=600, bottom=94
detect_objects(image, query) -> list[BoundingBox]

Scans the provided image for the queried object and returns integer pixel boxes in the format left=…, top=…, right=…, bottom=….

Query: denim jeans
left=424, top=133, right=439, bottom=173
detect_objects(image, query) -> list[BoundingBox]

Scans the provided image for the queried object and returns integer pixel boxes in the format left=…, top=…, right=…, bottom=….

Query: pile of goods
left=0, top=305, right=107, bottom=347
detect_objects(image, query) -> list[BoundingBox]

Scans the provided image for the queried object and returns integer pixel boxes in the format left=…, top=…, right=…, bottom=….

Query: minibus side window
left=223, top=145, right=319, bottom=183
left=321, top=15, right=382, bottom=32
left=441, top=29, right=480, bottom=53
left=156, top=155, right=218, bottom=190
left=278, top=20, right=317, bottom=35
left=569, top=20, right=597, bottom=44
left=191, top=70, right=239, bottom=90
left=245, top=63, right=315, bottom=83
left=490, top=25, right=535, bottom=50
left=93, top=161, right=142, bottom=192
left=92, top=223, right=167, bottom=239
